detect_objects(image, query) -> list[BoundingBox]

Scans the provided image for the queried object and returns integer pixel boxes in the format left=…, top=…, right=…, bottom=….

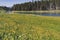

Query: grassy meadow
left=0, top=12, right=60, bottom=40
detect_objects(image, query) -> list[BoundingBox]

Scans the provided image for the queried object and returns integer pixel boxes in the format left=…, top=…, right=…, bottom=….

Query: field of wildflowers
left=0, top=13, right=60, bottom=40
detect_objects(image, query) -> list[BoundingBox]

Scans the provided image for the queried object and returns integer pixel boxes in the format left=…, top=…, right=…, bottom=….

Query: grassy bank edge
left=12, top=10, right=60, bottom=13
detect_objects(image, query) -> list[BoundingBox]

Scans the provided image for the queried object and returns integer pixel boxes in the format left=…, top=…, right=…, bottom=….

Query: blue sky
left=0, top=0, right=32, bottom=7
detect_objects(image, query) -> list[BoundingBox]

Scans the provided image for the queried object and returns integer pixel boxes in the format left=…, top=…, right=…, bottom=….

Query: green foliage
left=12, top=1, right=49, bottom=11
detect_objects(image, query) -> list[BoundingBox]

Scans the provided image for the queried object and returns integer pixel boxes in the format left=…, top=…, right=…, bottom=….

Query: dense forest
left=12, top=0, right=60, bottom=11
left=12, top=1, right=50, bottom=11
left=0, top=0, right=60, bottom=11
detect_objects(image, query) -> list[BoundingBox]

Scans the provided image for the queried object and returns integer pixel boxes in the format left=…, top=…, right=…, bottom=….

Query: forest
left=12, top=0, right=60, bottom=11
left=0, top=0, right=60, bottom=11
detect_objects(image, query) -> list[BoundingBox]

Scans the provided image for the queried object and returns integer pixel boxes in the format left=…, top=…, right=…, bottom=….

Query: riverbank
left=12, top=10, right=60, bottom=13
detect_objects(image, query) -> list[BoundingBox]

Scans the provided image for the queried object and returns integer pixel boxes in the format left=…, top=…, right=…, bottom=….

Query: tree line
left=12, top=1, right=50, bottom=11
left=12, top=0, right=60, bottom=11
left=0, top=0, right=60, bottom=11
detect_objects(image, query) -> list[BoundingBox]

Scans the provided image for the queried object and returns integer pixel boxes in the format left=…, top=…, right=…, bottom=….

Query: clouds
left=0, top=0, right=32, bottom=7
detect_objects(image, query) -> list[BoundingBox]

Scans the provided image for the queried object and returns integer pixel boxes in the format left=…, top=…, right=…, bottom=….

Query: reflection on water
left=39, top=13, right=60, bottom=16
left=15, top=12, right=60, bottom=16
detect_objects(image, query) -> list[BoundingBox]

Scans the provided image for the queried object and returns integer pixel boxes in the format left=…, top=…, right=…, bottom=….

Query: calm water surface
left=16, top=12, right=60, bottom=16
left=7, top=11, right=60, bottom=16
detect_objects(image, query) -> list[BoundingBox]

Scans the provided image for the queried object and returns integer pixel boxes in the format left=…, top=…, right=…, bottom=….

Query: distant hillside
left=0, top=6, right=11, bottom=11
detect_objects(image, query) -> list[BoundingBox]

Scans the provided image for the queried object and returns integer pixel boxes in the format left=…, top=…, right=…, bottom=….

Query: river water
left=6, top=11, right=60, bottom=16
left=15, top=12, right=60, bottom=16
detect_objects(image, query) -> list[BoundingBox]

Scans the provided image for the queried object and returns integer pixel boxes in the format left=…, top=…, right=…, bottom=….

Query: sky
left=0, top=0, right=32, bottom=7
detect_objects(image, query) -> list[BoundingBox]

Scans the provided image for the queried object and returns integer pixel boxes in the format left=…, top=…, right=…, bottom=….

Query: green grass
left=0, top=13, right=60, bottom=40
left=12, top=10, right=60, bottom=13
